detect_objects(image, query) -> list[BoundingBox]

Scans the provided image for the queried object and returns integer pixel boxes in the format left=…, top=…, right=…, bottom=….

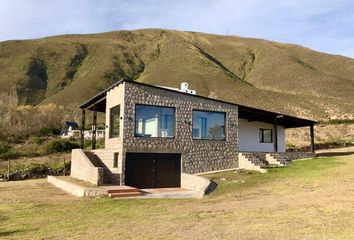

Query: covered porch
left=78, top=82, right=112, bottom=150
left=238, top=105, right=317, bottom=153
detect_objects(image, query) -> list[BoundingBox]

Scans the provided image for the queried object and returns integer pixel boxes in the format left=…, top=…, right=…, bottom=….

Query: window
left=109, top=105, right=120, bottom=138
left=135, top=105, right=175, bottom=138
left=113, top=152, right=119, bottom=168
left=259, top=129, right=273, bottom=143
left=192, top=110, right=226, bottom=140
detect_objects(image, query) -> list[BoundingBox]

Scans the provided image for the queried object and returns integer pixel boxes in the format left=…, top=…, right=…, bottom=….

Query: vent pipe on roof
left=179, top=82, right=196, bottom=95
left=157, top=82, right=197, bottom=95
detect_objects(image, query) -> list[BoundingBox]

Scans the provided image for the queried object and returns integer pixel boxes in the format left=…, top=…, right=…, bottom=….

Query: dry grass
left=1, top=155, right=354, bottom=239
left=0, top=91, right=77, bottom=139
left=287, top=123, right=354, bottom=147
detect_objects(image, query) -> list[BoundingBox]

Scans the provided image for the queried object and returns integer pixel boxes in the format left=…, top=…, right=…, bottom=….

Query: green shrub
left=43, top=138, right=80, bottom=154
left=84, top=139, right=104, bottom=149
left=320, top=119, right=354, bottom=125
left=28, top=136, right=44, bottom=145
left=0, top=151, right=20, bottom=160
left=286, top=143, right=297, bottom=149
left=0, top=143, right=11, bottom=154
left=5, top=161, right=71, bottom=180
left=36, top=127, right=61, bottom=137
left=326, top=137, right=343, bottom=145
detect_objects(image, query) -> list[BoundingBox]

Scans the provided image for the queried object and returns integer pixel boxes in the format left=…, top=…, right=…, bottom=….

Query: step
left=107, top=188, right=142, bottom=194
left=263, top=164, right=285, bottom=168
left=108, top=192, right=143, bottom=198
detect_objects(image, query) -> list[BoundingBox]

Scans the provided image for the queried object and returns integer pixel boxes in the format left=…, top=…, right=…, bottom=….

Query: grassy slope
left=0, top=29, right=354, bottom=119
left=287, top=123, right=354, bottom=147
left=1, top=155, right=354, bottom=239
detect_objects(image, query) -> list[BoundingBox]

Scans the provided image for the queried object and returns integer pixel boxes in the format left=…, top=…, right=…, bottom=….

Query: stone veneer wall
left=270, top=152, right=316, bottom=161
left=240, top=151, right=316, bottom=166
left=121, top=82, right=239, bottom=183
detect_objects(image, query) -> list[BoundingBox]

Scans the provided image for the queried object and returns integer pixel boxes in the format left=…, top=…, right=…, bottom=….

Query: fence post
left=63, top=157, right=66, bottom=176
left=7, top=158, right=10, bottom=181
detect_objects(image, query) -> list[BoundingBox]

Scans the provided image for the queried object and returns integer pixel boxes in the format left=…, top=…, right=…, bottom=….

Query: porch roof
left=79, top=80, right=124, bottom=112
left=79, top=79, right=317, bottom=128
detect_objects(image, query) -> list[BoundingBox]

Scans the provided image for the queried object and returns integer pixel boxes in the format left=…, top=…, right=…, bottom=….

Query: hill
left=1, top=29, right=354, bottom=120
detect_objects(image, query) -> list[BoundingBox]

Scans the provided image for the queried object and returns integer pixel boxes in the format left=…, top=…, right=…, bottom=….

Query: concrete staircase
left=238, top=152, right=288, bottom=172
left=240, top=152, right=268, bottom=168
left=238, top=153, right=267, bottom=173
left=106, top=186, right=144, bottom=198
left=268, top=153, right=291, bottom=166
left=84, top=151, right=120, bottom=185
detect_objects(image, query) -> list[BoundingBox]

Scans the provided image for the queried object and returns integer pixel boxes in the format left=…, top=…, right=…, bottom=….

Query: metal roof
left=79, top=79, right=317, bottom=128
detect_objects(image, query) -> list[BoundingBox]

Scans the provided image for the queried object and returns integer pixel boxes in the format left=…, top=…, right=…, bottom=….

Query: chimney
left=180, top=82, right=196, bottom=95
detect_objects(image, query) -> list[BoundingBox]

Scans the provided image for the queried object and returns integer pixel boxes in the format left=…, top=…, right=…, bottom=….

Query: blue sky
left=1, top=0, right=354, bottom=58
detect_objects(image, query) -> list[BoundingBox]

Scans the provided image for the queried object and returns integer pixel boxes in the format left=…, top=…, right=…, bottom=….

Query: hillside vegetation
left=0, top=29, right=354, bottom=119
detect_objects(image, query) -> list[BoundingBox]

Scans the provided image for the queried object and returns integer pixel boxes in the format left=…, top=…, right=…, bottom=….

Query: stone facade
left=120, top=81, right=239, bottom=183
left=73, top=80, right=316, bottom=186
left=270, top=151, right=316, bottom=162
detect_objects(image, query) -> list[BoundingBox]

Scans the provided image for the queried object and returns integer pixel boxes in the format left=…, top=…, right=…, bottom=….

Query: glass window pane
left=135, top=105, right=175, bottom=138
left=192, top=110, right=225, bottom=140
left=259, top=129, right=272, bottom=143
left=109, top=105, right=120, bottom=138
left=263, top=129, right=272, bottom=143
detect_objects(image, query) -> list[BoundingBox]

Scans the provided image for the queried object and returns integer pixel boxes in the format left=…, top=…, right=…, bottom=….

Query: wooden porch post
left=273, top=118, right=278, bottom=152
left=92, top=104, right=97, bottom=150
left=80, top=109, right=85, bottom=149
left=310, top=125, right=315, bottom=153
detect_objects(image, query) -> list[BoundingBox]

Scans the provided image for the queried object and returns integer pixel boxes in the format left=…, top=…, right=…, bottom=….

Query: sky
left=1, top=0, right=354, bottom=58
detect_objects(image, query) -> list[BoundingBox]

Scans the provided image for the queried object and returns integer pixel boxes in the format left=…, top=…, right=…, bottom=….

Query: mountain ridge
left=0, top=28, right=353, bottom=120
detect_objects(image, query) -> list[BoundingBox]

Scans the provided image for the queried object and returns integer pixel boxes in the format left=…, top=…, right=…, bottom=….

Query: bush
left=0, top=143, right=11, bottom=154
left=36, top=127, right=61, bottom=137
left=0, top=91, right=77, bottom=140
left=286, top=143, right=299, bottom=151
left=5, top=161, right=71, bottom=181
left=320, top=119, right=354, bottom=125
left=43, top=138, right=80, bottom=154
left=28, top=136, right=44, bottom=145
left=0, top=151, right=20, bottom=160
left=84, top=139, right=104, bottom=149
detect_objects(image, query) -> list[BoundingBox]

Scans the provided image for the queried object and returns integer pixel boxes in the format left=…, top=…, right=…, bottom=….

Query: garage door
left=125, top=153, right=181, bottom=188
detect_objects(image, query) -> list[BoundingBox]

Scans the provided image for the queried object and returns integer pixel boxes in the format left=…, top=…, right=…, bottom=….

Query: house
left=82, top=129, right=105, bottom=140
left=70, top=80, right=316, bottom=189
left=60, top=121, right=80, bottom=138
left=61, top=121, right=105, bottom=140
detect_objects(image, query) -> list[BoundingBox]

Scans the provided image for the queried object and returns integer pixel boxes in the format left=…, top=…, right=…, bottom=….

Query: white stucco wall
left=238, top=118, right=285, bottom=152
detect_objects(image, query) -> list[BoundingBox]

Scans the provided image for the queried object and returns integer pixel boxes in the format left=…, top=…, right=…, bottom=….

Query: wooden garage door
left=125, top=153, right=181, bottom=188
